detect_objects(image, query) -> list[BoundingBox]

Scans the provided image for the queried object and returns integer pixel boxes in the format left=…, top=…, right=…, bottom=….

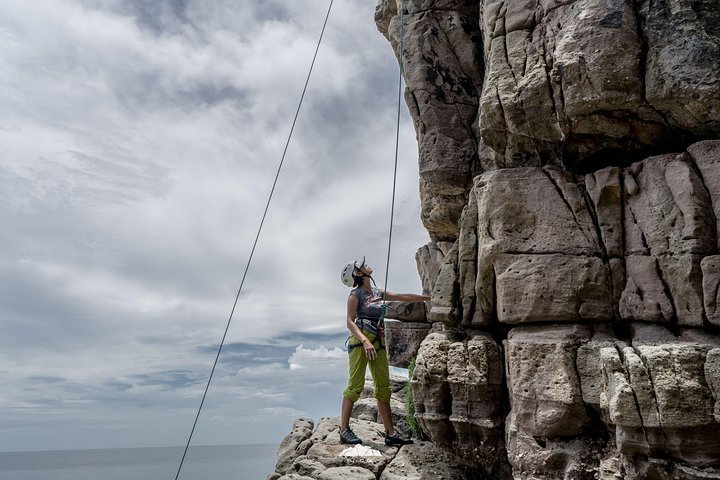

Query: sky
left=0, top=0, right=429, bottom=452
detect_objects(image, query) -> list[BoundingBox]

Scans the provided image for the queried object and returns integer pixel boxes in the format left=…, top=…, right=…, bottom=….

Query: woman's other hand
left=362, top=338, right=376, bottom=360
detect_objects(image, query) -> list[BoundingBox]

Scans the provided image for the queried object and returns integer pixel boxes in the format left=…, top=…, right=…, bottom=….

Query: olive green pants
left=342, top=330, right=391, bottom=404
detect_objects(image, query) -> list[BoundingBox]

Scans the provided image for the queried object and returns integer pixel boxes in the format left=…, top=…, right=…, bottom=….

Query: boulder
left=379, top=441, right=485, bottom=480
left=274, top=418, right=315, bottom=475
left=303, top=418, right=397, bottom=476
left=384, top=320, right=432, bottom=368
left=317, top=466, right=376, bottom=480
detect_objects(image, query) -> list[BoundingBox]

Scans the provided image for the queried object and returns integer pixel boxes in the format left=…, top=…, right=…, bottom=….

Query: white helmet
left=340, top=257, right=365, bottom=287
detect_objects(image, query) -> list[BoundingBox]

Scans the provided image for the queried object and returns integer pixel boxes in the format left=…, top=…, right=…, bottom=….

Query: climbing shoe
left=384, top=431, right=413, bottom=446
left=340, top=427, right=362, bottom=445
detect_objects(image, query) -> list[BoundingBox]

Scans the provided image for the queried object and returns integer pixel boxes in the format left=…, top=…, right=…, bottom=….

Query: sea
left=0, top=444, right=278, bottom=480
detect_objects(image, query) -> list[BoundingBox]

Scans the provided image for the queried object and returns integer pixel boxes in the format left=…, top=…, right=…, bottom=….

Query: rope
left=173, top=1, right=334, bottom=478
left=382, top=0, right=405, bottom=304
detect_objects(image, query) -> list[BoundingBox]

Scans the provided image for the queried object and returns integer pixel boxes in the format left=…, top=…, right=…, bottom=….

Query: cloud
left=288, top=345, right=345, bottom=371
left=0, top=0, right=424, bottom=452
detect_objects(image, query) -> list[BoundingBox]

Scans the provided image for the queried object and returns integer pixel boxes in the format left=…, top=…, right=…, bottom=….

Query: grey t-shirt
left=350, top=287, right=384, bottom=321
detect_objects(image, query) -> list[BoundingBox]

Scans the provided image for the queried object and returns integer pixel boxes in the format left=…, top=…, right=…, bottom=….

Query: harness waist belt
left=347, top=317, right=385, bottom=353
left=355, top=318, right=381, bottom=335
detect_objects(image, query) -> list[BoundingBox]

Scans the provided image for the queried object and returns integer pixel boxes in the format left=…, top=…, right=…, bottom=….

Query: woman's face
left=358, top=263, right=373, bottom=276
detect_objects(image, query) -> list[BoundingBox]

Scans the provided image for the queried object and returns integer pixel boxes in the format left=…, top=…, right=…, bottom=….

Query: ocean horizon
left=0, top=444, right=278, bottom=480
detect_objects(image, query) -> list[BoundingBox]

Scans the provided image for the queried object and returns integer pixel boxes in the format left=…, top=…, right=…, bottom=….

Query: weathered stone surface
left=473, top=167, right=604, bottom=323
left=275, top=418, right=315, bottom=475
left=506, top=329, right=611, bottom=478
left=384, top=320, right=432, bottom=368
left=351, top=381, right=409, bottom=437
left=428, top=243, right=460, bottom=324
left=495, top=253, right=613, bottom=323
left=409, top=142, right=720, bottom=476
left=317, top=466, right=376, bottom=480
left=505, top=324, right=592, bottom=438
left=707, top=349, right=720, bottom=422
left=641, top=0, right=720, bottom=134
left=446, top=332, right=504, bottom=463
left=288, top=457, right=326, bottom=478
left=585, top=166, right=624, bottom=258
left=412, top=331, right=453, bottom=442
left=702, top=256, right=720, bottom=327
left=416, top=241, right=454, bottom=295
left=378, top=1, right=484, bottom=241
left=366, top=1, right=720, bottom=475
left=505, top=429, right=607, bottom=480
left=304, top=418, right=397, bottom=476
left=412, top=329, right=507, bottom=467
left=659, top=255, right=706, bottom=327
left=624, top=154, right=715, bottom=257
left=601, top=333, right=720, bottom=466
left=384, top=301, right=426, bottom=322
left=480, top=0, right=719, bottom=170
left=457, top=195, right=479, bottom=326
left=620, top=255, right=706, bottom=326
left=689, top=141, right=720, bottom=250
left=379, top=441, right=485, bottom=480
left=276, top=474, right=314, bottom=480
left=577, top=324, right=624, bottom=413
left=474, top=168, right=600, bottom=256
left=620, top=255, right=674, bottom=323
left=381, top=0, right=719, bottom=178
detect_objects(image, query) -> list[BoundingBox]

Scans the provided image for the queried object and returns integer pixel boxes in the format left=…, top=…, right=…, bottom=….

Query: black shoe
left=340, top=427, right=362, bottom=445
left=385, top=431, right=413, bottom=446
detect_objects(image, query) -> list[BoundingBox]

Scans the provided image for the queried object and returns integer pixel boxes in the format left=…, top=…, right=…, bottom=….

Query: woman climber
left=338, top=257, right=430, bottom=446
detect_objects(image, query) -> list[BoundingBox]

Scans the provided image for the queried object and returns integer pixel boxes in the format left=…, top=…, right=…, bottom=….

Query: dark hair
left=352, top=274, right=363, bottom=287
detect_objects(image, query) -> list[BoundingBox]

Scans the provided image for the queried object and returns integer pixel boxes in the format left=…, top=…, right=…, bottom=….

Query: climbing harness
left=346, top=317, right=385, bottom=353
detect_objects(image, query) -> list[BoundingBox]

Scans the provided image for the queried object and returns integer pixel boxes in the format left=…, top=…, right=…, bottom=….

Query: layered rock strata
left=404, top=142, right=720, bottom=479
left=376, top=0, right=720, bottom=242
left=370, top=0, right=720, bottom=478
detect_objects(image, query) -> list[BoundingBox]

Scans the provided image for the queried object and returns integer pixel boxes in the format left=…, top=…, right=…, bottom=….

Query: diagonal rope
left=173, top=1, right=334, bottom=478
left=382, top=0, right=405, bottom=301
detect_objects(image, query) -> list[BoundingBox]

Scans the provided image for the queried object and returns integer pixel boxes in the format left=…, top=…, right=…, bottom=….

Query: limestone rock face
left=341, top=1, right=720, bottom=479
left=401, top=143, right=720, bottom=479
left=406, top=142, right=720, bottom=478
left=505, top=324, right=592, bottom=438
left=600, top=331, right=720, bottom=467
left=376, top=0, right=720, bottom=241
left=412, top=330, right=505, bottom=467
left=377, top=0, right=484, bottom=241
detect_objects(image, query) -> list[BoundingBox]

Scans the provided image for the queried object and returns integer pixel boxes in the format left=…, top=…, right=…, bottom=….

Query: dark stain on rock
left=427, top=67, right=439, bottom=85
left=599, top=10, right=623, bottom=29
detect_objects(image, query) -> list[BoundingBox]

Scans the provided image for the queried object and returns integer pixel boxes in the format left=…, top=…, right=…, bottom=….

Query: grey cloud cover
left=0, top=0, right=426, bottom=451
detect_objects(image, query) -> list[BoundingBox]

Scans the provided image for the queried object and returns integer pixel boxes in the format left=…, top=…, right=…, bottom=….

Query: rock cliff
left=374, top=0, right=720, bottom=478
left=271, top=0, right=720, bottom=478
